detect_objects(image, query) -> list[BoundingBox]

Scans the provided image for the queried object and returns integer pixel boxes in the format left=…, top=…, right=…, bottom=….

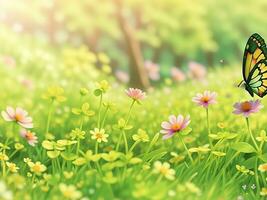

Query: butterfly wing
left=247, top=60, right=267, bottom=97
left=243, top=33, right=267, bottom=82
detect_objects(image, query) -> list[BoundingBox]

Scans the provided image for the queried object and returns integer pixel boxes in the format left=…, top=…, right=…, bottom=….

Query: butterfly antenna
left=237, top=80, right=244, bottom=87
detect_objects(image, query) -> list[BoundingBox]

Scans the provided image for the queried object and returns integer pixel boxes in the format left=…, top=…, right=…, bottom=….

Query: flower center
left=171, top=124, right=181, bottom=131
left=25, top=132, right=34, bottom=140
left=159, top=167, right=168, bottom=175
left=261, top=164, right=267, bottom=171
left=95, top=133, right=103, bottom=139
left=241, top=102, right=252, bottom=112
left=15, top=113, right=23, bottom=122
left=201, top=96, right=210, bottom=103
left=32, top=164, right=41, bottom=172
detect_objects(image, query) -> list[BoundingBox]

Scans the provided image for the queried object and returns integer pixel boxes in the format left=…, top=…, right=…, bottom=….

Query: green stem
left=115, top=100, right=135, bottom=151
left=122, top=130, right=128, bottom=153
left=79, top=117, right=84, bottom=130
left=95, top=142, right=99, bottom=154
left=97, top=94, right=103, bottom=129
left=206, top=108, right=213, bottom=148
left=129, top=141, right=140, bottom=152
left=100, top=107, right=109, bottom=128
left=178, top=135, right=193, bottom=163
left=76, top=139, right=80, bottom=155
left=255, top=157, right=260, bottom=194
left=45, top=100, right=54, bottom=134
left=246, top=118, right=259, bottom=151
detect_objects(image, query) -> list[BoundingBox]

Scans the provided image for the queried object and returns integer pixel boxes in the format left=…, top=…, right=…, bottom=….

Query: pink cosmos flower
left=144, top=60, right=160, bottom=81
left=1, top=107, right=33, bottom=128
left=188, top=61, right=206, bottom=80
left=171, top=67, right=186, bottom=82
left=233, top=100, right=263, bottom=117
left=125, top=88, right=146, bottom=101
left=192, top=91, right=217, bottom=108
left=20, top=129, right=38, bottom=146
left=160, top=115, right=190, bottom=139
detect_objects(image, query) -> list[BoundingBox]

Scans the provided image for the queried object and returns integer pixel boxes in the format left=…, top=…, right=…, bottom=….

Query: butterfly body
left=242, top=33, right=267, bottom=98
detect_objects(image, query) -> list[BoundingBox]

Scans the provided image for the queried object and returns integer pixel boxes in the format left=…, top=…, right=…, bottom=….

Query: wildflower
left=192, top=91, right=217, bottom=108
left=171, top=67, right=186, bottom=82
left=251, top=184, right=256, bottom=190
left=23, top=158, right=32, bottom=164
left=233, top=100, right=263, bottom=117
left=188, top=61, right=206, bottom=80
left=59, top=183, right=82, bottom=200
left=28, top=161, right=47, bottom=175
left=6, top=162, right=19, bottom=173
left=79, top=88, right=89, bottom=96
left=0, top=152, right=9, bottom=161
left=153, top=161, right=175, bottom=180
left=236, top=165, right=254, bottom=175
left=20, top=129, right=38, bottom=146
left=125, top=88, right=146, bottom=101
left=115, top=70, right=129, bottom=83
left=256, top=130, right=267, bottom=142
left=189, top=145, right=210, bottom=154
left=90, top=128, right=109, bottom=143
left=70, top=128, right=85, bottom=140
left=260, top=188, right=267, bottom=196
left=1, top=106, right=33, bottom=128
left=259, top=163, right=267, bottom=172
left=95, top=80, right=109, bottom=93
left=63, top=171, right=74, bottom=179
left=42, top=86, right=66, bottom=102
left=132, top=129, right=149, bottom=142
left=144, top=60, right=160, bottom=81
left=160, top=114, right=190, bottom=139
left=14, top=143, right=24, bottom=150
left=0, top=181, right=13, bottom=200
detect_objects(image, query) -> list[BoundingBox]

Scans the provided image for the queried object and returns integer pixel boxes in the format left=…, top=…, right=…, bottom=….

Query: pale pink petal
left=169, top=115, right=177, bottom=124
left=1, top=111, right=13, bottom=121
left=161, top=121, right=171, bottom=129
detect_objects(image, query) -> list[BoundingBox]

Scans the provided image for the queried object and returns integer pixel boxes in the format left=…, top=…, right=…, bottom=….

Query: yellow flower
left=6, top=162, right=19, bottom=173
left=59, top=183, right=82, bottom=200
left=28, top=161, right=47, bottom=175
left=132, top=129, right=149, bottom=142
left=256, top=130, right=267, bottom=142
left=0, top=152, right=9, bottom=161
left=43, top=86, right=66, bottom=102
left=23, top=158, right=32, bottom=164
left=153, top=161, right=175, bottom=180
left=260, top=187, right=267, bottom=196
left=14, top=143, right=24, bottom=150
left=259, top=163, right=267, bottom=172
left=90, top=128, right=109, bottom=143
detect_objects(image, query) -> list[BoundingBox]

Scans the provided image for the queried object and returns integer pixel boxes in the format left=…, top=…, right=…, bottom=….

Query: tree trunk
left=205, top=51, right=214, bottom=68
left=114, top=0, right=150, bottom=90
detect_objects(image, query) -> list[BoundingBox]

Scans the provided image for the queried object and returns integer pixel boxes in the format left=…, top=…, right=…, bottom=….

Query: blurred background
left=0, top=0, right=267, bottom=89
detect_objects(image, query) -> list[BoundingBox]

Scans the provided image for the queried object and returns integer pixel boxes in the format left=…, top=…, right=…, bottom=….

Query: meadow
left=1, top=28, right=267, bottom=200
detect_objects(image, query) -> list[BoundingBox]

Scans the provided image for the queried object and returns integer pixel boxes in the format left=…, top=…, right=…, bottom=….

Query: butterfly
left=240, top=33, right=267, bottom=97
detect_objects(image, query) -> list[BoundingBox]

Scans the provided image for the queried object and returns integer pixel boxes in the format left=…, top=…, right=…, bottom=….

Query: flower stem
left=95, top=142, right=99, bottom=154
left=129, top=141, right=140, bottom=152
left=116, top=100, right=135, bottom=152
left=206, top=108, right=213, bottom=148
left=45, top=100, right=54, bottom=134
left=178, top=135, right=193, bottom=163
left=100, top=107, right=109, bottom=129
left=245, top=118, right=259, bottom=151
left=97, top=94, right=103, bottom=129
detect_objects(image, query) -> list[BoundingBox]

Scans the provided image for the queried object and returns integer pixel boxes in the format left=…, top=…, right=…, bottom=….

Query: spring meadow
left=2, top=0, right=267, bottom=200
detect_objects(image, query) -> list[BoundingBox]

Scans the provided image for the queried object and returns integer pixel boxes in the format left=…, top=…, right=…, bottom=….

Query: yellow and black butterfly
left=240, top=33, right=267, bottom=97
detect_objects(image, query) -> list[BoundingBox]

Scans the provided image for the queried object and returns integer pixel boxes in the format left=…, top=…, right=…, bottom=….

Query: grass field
left=1, top=30, right=267, bottom=200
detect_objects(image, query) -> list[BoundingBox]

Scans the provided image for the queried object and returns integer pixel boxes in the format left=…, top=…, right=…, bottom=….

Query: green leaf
left=259, top=153, right=267, bottom=162
left=94, top=89, right=102, bottom=96
left=142, top=148, right=167, bottom=162
left=231, top=142, right=256, bottom=153
left=243, top=156, right=257, bottom=169
left=180, top=128, right=192, bottom=136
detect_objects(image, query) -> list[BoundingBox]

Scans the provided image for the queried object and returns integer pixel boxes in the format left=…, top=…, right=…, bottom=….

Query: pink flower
left=233, top=100, right=263, bottom=117
left=192, top=91, right=217, bottom=108
left=1, top=55, right=16, bottom=68
left=188, top=61, right=206, bottom=80
left=160, top=115, right=190, bottom=139
left=171, top=67, right=186, bottom=82
left=1, top=107, right=33, bottom=128
left=20, top=129, right=38, bottom=146
left=125, top=88, right=146, bottom=101
left=144, top=60, right=160, bottom=81
left=115, top=70, right=129, bottom=83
